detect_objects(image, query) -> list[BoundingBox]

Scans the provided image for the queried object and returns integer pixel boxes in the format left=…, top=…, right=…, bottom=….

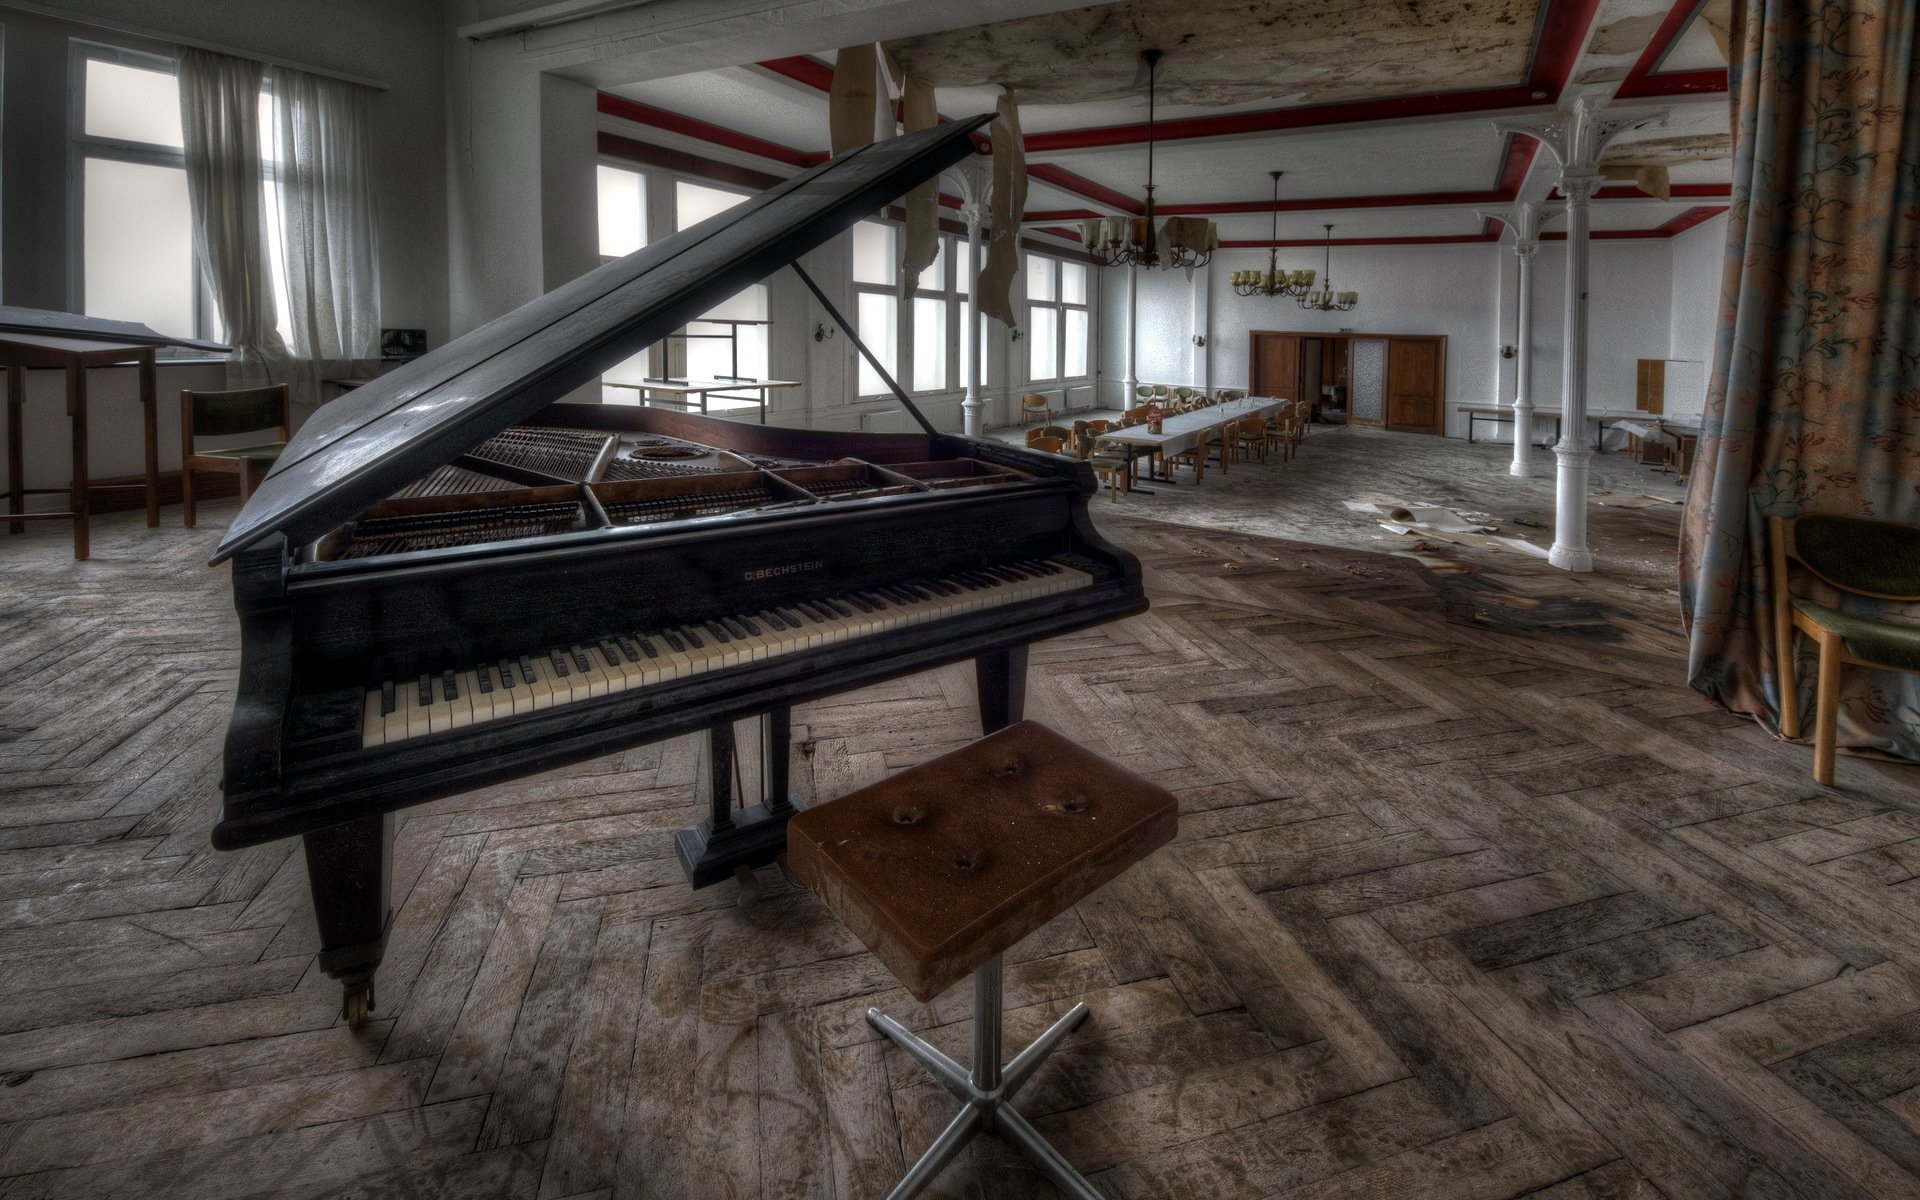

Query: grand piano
left=209, top=117, right=1148, bottom=1024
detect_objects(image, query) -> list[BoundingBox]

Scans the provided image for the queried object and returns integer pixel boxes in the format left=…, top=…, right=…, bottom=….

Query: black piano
left=209, top=117, right=1147, bottom=1024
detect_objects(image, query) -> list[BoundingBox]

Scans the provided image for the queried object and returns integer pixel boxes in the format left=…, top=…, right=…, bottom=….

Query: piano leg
left=302, top=812, right=393, bottom=1028
left=674, top=709, right=805, bottom=892
left=976, top=645, right=1030, bottom=734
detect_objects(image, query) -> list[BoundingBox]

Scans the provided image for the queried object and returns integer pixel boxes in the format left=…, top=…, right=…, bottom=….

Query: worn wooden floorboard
left=2, top=428, right=1918, bottom=1198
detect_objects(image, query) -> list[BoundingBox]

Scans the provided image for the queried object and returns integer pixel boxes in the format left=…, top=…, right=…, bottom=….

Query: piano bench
left=786, top=720, right=1177, bottom=1200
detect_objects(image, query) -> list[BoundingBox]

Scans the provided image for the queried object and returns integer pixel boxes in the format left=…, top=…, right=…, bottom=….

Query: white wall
left=1666, top=211, right=1728, bottom=414
left=1104, top=229, right=1722, bottom=439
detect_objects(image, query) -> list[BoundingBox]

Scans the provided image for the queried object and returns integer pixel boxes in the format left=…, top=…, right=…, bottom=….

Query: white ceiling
left=597, top=0, right=1734, bottom=245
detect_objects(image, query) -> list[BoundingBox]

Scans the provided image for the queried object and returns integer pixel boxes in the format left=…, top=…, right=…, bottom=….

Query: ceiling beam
left=1615, top=0, right=1729, bottom=99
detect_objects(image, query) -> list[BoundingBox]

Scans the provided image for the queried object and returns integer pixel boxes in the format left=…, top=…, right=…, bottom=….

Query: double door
left=1249, top=331, right=1445, bottom=435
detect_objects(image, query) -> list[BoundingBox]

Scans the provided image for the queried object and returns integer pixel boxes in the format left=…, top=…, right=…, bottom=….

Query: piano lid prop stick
left=789, top=263, right=941, bottom=439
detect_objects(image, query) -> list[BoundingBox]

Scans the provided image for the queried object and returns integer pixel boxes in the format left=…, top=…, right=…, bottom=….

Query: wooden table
left=601, top=377, right=800, bottom=425
left=1096, top=396, right=1287, bottom=487
left=1, top=333, right=158, bottom=560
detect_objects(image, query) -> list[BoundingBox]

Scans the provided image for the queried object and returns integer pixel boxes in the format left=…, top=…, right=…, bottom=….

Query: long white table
left=1095, top=396, right=1288, bottom=485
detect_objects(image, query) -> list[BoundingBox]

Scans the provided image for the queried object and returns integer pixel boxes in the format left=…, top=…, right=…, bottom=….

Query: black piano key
left=519, top=654, right=540, bottom=682
left=597, top=640, right=622, bottom=668
left=679, top=627, right=704, bottom=649
left=761, top=610, right=787, bottom=632
left=632, top=634, right=659, bottom=659
left=779, top=607, right=808, bottom=625
left=794, top=601, right=827, bottom=622
left=719, top=616, right=748, bottom=639
left=982, top=565, right=1021, bottom=582
left=702, top=622, right=729, bottom=644
left=846, top=594, right=876, bottom=613
left=663, top=629, right=687, bottom=652
left=380, top=680, right=396, bottom=716
left=477, top=663, right=495, bottom=693
left=733, top=615, right=759, bottom=637
left=442, top=669, right=458, bottom=701
left=417, top=674, right=433, bottom=706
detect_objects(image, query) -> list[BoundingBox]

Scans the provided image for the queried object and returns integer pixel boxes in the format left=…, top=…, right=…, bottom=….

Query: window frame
left=68, top=40, right=217, bottom=339
left=1023, top=252, right=1092, bottom=386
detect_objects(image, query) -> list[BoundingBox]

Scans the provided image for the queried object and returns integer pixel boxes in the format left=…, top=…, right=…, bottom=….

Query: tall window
left=75, top=43, right=294, bottom=345
left=852, top=220, right=898, bottom=397
left=75, top=46, right=195, bottom=337
left=675, top=181, right=767, bottom=385
left=1024, top=254, right=1090, bottom=383
left=596, top=164, right=646, bottom=258
left=910, top=237, right=949, bottom=393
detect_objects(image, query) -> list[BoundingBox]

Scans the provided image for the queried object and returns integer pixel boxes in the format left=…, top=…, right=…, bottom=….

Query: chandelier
left=1079, top=50, right=1217, bottom=270
left=1232, top=171, right=1313, bottom=298
left=1297, top=224, right=1358, bottom=311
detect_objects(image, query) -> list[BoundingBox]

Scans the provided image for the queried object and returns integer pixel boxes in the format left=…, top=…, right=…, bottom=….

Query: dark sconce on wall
left=814, top=323, right=835, bottom=342
left=1501, top=344, right=1517, bottom=359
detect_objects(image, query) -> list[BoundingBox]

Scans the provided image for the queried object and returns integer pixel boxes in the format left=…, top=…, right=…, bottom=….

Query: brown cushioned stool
left=787, top=720, right=1178, bottom=1199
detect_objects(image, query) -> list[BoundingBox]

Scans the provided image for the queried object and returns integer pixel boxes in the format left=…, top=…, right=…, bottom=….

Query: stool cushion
left=787, top=720, right=1178, bottom=1001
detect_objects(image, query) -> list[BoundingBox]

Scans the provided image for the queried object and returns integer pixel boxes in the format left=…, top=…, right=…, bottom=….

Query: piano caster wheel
left=734, top=864, right=762, bottom=907
left=342, top=985, right=375, bottom=1029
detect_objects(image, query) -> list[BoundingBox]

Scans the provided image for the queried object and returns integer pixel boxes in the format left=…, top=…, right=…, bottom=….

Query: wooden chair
left=1231, top=415, right=1268, bottom=465
left=1027, top=435, right=1066, bottom=455
left=1264, top=411, right=1294, bottom=461
left=1074, top=430, right=1132, bottom=500
left=179, top=383, right=291, bottom=528
left=1020, top=393, right=1053, bottom=429
left=1770, top=514, right=1920, bottom=785
left=1025, top=425, right=1069, bottom=448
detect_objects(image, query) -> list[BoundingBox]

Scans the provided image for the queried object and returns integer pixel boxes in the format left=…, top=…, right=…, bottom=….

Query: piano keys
left=207, top=118, right=1148, bottom=1025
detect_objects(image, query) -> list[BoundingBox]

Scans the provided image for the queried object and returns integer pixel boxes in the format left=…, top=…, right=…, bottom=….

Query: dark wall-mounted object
left=381, top=329, right=427, bottom=361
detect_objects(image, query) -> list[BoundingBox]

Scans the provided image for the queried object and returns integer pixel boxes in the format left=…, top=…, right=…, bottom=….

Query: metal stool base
left=866, top=956, right=1104, bottom=1200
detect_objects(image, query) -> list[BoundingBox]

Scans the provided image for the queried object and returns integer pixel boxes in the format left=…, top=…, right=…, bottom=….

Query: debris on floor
left=1592, top=492, right=1683, bottom=507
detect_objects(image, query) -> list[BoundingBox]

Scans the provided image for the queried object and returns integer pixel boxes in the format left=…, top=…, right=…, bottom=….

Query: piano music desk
left=1, top=332, right=159, bottom=560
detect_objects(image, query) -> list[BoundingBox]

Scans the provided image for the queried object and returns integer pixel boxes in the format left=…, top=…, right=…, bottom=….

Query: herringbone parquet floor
left=4, top=492, right=1920, bottom=1200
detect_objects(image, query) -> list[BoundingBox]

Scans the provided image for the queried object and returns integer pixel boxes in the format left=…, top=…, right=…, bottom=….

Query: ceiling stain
left=885, top=0, right=1542, bottom=108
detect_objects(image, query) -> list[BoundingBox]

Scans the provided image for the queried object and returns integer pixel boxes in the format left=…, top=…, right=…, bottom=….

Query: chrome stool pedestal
left=867, top=955, right=1102, bottom=1200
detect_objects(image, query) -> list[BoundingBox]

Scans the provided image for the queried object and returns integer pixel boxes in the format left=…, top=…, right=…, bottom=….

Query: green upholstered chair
left=1769, top=513, right=1920, bottom=785
left=179, top=384, right=291, bottom=527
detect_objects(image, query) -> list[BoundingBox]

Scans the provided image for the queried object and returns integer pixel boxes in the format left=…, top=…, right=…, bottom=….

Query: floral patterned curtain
left=1679, top=0, right=1920, bottom=757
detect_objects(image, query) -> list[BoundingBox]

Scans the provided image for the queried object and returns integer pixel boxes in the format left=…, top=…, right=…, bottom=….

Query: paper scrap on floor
left=1346, top=497, right=1496, bottom=533
left=1378, top=521, right=1551, bottom=559
left=1592, top=492, right=1683, bottom=508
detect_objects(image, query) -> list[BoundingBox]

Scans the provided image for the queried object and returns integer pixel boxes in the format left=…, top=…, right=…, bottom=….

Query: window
left=75, top=47, right=195, bottom=337
left=1023, top=254, right=1091, bottom=384
left=852, top=220, right=898, bottom=397
left=74, top=44, right=293, bottom=345
left=596, top=164, right=646, bottom=258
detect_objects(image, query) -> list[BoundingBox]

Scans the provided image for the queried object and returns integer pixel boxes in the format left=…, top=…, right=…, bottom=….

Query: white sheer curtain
left=268, top=65, right=379, bottom=406
left=179, top=49, right=287, bottom=388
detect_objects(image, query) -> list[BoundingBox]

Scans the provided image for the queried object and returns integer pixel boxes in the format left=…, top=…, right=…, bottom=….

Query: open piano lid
left=213, top=115, right=992, bottom=564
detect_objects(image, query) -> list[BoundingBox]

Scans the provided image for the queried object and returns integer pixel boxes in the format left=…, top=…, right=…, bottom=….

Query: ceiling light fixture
left=1079, top=49, right=1216, bottom=271
left=1297, top=224, right=1358, bottom=312
left=1232, top=171, right=1313, bottom=298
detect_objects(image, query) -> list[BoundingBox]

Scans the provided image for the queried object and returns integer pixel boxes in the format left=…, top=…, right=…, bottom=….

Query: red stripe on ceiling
left=1547, top=183, right=1733, bottom=200
left=598, top=131, right=785, bottom=191
left=1028, top=163, right=1143, bottom=215
left=756, top=55, right=835, bottom=91
left=1221, top=234, right=1500, bottom=247
left=1157, top=189, right=1515, bottom=217
left=1538, top=204, right=1728, bottom=238
left=1526, top=0, right=1605, bottom=94
left=597, top=92, right=818, bottom=169
left=1614, top=0, right=1729, bottom=98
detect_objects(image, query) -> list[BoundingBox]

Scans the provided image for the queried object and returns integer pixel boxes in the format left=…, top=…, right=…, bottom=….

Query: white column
left=1122, top=264, right=1139, bottom=404
left=962, top=208, right=983, bottom=435
left=1512, top=241, right=1536, bottom=475
left=1493, top=97, right=1665, bottom=572
left=1551, top=173, right=1600, bottom=571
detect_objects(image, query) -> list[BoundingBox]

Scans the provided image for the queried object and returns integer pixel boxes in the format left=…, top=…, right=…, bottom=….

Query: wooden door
left=1385, top=338, right=1444, bottom=433
left=1249, top=332, right=1300, bottom=400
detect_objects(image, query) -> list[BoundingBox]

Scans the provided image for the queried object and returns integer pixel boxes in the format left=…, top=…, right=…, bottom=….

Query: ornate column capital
left=1559, top=172, right=1606, bottom=205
